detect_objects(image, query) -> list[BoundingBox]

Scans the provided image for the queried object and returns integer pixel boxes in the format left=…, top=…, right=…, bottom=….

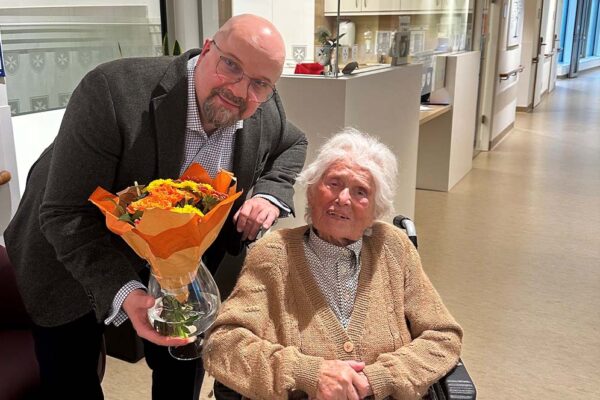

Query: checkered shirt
left=304, top=227, right=363, bottom=329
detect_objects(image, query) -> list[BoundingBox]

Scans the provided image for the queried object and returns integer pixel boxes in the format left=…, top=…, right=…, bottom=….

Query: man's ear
left=201, top=38, right=212, bottom=55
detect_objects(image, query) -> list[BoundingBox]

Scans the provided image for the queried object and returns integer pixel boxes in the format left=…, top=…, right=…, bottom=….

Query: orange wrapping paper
left=89, top=164, right=243, bottom=295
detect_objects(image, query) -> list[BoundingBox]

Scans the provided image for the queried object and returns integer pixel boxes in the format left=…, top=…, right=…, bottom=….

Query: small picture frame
left=507, top=0, right=524, bottom=49
left=375, top=31, right=392, bottom=55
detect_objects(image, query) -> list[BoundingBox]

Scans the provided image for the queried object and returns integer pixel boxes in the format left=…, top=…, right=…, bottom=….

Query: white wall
left=201, top=1, right=220, bottom=40
left=11, top=109, right=64, bottom=195
left=172, top=0, right=200, bottom=51
left=276, top=65, right=422, bottom=222
left=232, top=0, right=316, bottom=67
left=0, top=81, right=21, bottom=243
left=0, top=0, right=161, bottom=19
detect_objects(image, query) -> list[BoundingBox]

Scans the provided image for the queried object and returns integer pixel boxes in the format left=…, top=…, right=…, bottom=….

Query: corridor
left=415, top=70, right=600, bottom=399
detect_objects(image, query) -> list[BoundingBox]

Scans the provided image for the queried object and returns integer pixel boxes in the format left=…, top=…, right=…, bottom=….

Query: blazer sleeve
left=38, top=68, right=141, bottom=322
left=203, top=243, right=323, bottom=400
left=363, top=231, right=463, bottom=400
left=252, top=99, right=308, bottom=217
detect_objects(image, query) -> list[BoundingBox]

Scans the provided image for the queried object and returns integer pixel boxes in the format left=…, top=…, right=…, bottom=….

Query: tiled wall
left=0, top=4, right=161, bottom=116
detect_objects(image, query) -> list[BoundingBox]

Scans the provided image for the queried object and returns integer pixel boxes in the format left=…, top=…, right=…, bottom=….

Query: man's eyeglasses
left=211, top=40, right=276, bottom=104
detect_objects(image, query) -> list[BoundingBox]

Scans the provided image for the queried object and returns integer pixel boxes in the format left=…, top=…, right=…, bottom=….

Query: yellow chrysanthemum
left=170, top=204, right=205, bottom=217
left=145, top=179, right=175, bottom=192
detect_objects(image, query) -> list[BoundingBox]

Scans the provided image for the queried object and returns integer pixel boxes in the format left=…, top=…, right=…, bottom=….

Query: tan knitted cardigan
left=203, top=222, right=463, bottom=400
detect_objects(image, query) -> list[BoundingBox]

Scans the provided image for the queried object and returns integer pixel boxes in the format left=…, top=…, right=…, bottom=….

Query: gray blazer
left=4, top=49, right=307, bottom=327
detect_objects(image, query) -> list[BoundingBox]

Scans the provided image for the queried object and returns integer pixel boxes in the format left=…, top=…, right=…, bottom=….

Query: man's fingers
left=138, top=327, right=195, bottom=347
left=261, top=209, right=278, bottom=230
left=244, top=209, right=272, bottom=241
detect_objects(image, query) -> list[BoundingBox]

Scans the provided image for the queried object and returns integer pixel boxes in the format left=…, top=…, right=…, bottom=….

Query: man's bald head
left=214, top=14, right=286, bottom=78
left=194, top=14, right=287, bottom=132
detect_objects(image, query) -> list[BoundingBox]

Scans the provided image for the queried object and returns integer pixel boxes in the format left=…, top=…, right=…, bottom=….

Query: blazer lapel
left=152, top=50, right=200, bottom=179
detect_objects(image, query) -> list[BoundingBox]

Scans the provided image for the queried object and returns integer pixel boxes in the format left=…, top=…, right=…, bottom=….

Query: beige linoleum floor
left=101, top=70, right=600, bottom=399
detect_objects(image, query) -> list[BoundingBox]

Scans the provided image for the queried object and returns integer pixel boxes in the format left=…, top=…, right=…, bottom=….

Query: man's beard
left=202, top=87, right=247, bottom=129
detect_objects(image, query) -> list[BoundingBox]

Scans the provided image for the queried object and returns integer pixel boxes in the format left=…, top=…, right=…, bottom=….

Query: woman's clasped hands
left=314, top=360, right=374, bottom=400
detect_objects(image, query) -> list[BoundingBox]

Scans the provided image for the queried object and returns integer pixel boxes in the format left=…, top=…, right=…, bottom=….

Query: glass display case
left=231, top=0, right=474, bottom=83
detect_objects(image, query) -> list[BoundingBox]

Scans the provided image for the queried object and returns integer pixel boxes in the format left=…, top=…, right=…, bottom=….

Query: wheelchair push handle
left=393, top=215, right=418, bottom=249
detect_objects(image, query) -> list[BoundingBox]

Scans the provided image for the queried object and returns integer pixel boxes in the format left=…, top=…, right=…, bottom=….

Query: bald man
left=4, top=14, right=307, bottom=400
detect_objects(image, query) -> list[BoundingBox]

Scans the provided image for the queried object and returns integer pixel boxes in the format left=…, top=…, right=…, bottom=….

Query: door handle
left=532, top=57, right=539, bottom=64
left=0, top=170, right=11, bottom=186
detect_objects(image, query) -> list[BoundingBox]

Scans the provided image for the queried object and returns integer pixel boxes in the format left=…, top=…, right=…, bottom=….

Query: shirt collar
left=307, top=226, right=363, bottom=265
left=186, top=55, right=243, bottom=135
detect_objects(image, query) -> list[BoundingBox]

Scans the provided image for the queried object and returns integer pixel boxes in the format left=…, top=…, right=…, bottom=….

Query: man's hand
left=122, top=289, right=193, bottom=347
left=314, top=360, right=365, bottom=400
left=233, top=196, right=280, bottom=241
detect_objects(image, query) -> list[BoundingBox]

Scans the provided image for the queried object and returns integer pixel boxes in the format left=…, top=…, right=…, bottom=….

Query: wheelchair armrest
left=430, top=359, right=476, bottom=400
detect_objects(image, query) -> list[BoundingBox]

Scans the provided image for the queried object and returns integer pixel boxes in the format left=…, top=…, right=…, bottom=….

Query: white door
left=475, top=0, right=502, bottom=151
left=532, top=0, right=548, bottom=108
left=548, top=0, right=563, bottom=93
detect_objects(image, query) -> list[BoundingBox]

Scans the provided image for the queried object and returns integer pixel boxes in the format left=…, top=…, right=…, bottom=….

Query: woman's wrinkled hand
left=345, top=361, right=373, bottom=399
left=315, top=360, right=366, bottom=400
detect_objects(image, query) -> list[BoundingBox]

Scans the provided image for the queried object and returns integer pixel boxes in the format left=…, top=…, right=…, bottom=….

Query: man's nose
left=227, top=75, right=251, bottom=100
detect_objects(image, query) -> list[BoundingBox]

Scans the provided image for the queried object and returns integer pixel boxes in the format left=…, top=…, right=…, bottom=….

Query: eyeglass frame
left=210, top=40, right=277, bottom=104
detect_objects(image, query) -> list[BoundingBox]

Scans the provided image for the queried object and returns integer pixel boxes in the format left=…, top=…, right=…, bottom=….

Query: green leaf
left=162, top=34, right=170, bottom=56
left=173, top=40, right=182, bottom=56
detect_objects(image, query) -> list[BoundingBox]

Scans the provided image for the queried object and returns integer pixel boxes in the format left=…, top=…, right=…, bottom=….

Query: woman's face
left=308, top=160, right=376, bottom=247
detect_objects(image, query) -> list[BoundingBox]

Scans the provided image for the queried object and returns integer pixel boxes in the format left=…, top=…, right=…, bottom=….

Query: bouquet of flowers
left=90, top=163, right=242, bottom=358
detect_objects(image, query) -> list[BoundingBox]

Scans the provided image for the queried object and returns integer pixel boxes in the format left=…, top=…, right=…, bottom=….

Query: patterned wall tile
left=55, top=50, right=71, bottom=69
left=292, top=45, right=307, bottom=63
left=58, top=92, right=72, bottom=108
left=4, top=52, right=20, bottom=75
left=29, top=51, right=46, bottom=73
left=78, top=50, right=93, bottom=68
left=8, top=100, right=20, bottom=116
left=30, top=95, right=49, bottom=112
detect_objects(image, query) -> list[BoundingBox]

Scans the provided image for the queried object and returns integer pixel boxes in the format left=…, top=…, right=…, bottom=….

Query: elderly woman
left=203, top=128, right=463, bottom=400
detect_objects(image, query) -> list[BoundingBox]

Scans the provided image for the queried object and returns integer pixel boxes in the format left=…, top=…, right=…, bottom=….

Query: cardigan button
left=343, top=341, right=354, bottom=353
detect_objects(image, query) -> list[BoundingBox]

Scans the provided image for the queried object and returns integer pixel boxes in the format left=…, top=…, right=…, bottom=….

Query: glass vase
left=147, top=260, right=221, bottom=360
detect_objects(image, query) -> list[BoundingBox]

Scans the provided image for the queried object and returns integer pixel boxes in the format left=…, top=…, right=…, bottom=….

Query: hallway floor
left=414, top=70, right=600, bottom=399
left=101, top=70, right=600, bottom=399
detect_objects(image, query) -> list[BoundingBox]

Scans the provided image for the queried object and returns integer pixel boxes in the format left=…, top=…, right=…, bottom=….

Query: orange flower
left=89, top=163, right=243, bottom=295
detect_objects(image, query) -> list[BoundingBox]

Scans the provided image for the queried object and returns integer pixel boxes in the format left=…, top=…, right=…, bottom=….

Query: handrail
left=499, top=65, right=524, bottom=81
left=0, top=170, right=11, bottom=186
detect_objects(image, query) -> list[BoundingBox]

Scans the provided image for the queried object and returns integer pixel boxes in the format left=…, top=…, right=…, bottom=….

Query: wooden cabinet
left=325, top=0, right=471, bottom=14
left=365, top=0, right=403, bottom=12
left=324, top=0, right=361, bottom=13
left=324, top=0, right=402, bottom=14
left=402, top=0, right=445, bottom=12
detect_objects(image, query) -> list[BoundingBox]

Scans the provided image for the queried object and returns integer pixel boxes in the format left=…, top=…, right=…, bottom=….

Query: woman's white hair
left=296, top=127, right=398, bottom=222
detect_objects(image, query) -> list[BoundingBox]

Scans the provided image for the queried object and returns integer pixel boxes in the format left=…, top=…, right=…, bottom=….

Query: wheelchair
left=394, top=215, right=476, bottom=400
